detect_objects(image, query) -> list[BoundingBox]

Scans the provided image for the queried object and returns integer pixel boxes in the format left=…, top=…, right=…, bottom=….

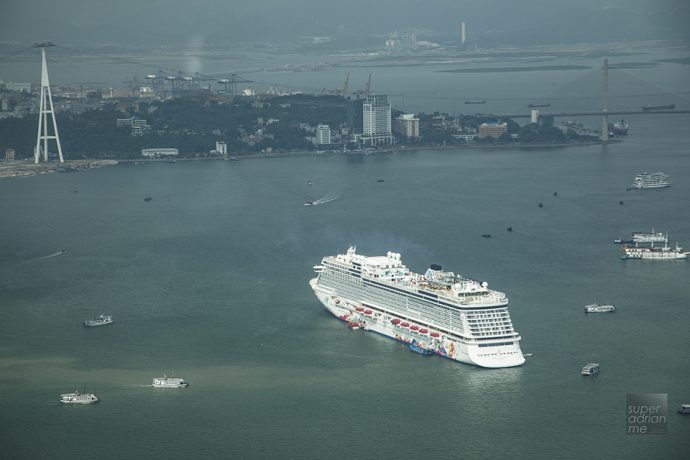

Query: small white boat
left=679, top=404, right=690, bottom=414
left=60, top=390, right=99, bottom=404
left=152, top=375, right=188, bottom=388
left=584, top=304, right=616, bottom=313
left=581, top=362, right=600, bottom=376
left=83, top=315, right=113, bottom=327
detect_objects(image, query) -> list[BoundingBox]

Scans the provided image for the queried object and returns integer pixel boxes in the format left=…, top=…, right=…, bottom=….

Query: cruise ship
left=621, top=242, right=687, bottom=260
left=630, top=172, right=670, bottom=189
left=310, top=247, right=525, bottom=368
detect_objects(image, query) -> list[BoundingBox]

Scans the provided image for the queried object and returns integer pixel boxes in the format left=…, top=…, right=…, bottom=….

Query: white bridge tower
left=34, top=42, right=64, bottom=163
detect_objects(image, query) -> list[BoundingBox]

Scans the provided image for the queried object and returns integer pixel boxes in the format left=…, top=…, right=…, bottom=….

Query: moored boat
left=409, top=343, right=434, bottom=355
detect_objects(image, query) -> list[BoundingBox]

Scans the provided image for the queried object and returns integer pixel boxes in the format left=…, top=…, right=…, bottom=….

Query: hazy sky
left=2, top=0, right=689, bottom=46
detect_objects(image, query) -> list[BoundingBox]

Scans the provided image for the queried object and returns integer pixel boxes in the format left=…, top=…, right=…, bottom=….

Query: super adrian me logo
left=626, top=393, right=667, bottom=435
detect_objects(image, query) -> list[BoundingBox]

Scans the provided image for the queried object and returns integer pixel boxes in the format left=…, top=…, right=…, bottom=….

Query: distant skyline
left=2, top=0, right=689, bottom=47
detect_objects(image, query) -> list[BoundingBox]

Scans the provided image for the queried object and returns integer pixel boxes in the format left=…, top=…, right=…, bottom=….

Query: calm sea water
left=2, top=48, right=690, bottom=459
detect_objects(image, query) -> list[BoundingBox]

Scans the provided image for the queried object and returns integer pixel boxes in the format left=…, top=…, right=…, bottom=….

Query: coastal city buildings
left=116, top=116, right=151, bottom=136
left=215, top=141, right=227, bottom=155
left=478, top=122, right=508, bottom=139
left=316, top=124, right=331, bottom=145
left=141, top=148, right=179, bottom=158
left=393, top=114, right=420, bottom=139
left=361, top=94, right=392, bottom=146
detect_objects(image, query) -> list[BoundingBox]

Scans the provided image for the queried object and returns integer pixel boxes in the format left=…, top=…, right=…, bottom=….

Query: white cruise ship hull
left=310, top=278, right=525, bottom=368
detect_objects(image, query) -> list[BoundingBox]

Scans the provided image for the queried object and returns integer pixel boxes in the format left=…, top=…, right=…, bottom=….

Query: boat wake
left=305, top=191, right=343, bottom=206
left=18, top=250, right=67, bottom=266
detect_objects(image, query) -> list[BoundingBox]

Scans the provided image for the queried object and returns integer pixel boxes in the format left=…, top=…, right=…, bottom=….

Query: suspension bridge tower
left=601, top=58, right=609, bottom=142
left=33, top=42, right=64, bottom=163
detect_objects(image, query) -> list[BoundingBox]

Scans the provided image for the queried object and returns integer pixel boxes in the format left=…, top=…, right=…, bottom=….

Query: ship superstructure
left=630, top=172, right=670, bottom=189
left=310, top=247, right=524, bottom=368
left=621, top=242, right=687, bottom=260
left=632, top=230, right=668, bottom=244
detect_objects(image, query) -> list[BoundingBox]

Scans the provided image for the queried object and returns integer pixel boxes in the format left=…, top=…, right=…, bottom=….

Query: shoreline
left=0, top=140, right=616, bottom=178
left=226, top=139, right=618, bottom=160
left=0, top=159, right=118, bottom=179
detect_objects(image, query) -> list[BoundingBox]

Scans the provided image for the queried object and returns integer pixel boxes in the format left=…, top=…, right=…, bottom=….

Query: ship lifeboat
left=401, top=322, right=410, bottom=328
left=410, top=325, right=419, bottom=331
left=355, top=307, right=364, bottom=312
left=391, top=318, right=401, bottom=325
left=364, top=309, right=373, bottom=315
left=430, top=332, right=440, bottom=338
left=419, top=328, right=428, bottom=334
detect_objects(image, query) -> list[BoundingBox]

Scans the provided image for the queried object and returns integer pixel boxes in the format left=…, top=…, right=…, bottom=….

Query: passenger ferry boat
left=152, top=375, right=188, bottom=388
left=584, top=304, right=616, bottom=313
left=621, top=242, right=687, bottom=260
left=630, top=172, right=670, bottom=189
left=632, top=230, right=668, bottom=244
left=60, top=391, right=99, bottom=404
left=310, top=247, right=525, bottom=368
left=83, top=315, right=113, bottom=327
left=581, top=362, right=600, bottom=376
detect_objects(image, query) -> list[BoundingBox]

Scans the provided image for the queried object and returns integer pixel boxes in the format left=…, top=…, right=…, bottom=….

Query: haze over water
left=1, top=47, right=690, bottom=459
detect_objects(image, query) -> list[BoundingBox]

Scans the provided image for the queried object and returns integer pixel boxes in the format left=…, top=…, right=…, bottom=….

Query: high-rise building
left=216, top=141, right=227, bottom=155
left=394, top=114, right=420, bottom=138
left=361, top=94, right=392, bottom=146
left=460, top=22, right=466, bottom=47
left=478, top=122, right=508, bottom=139
left=316, top=124, right=331, bottom=145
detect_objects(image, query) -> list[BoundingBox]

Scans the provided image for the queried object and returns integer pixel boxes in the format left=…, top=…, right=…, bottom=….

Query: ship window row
left=471, top=329, right=514, bottom=336
left=467, top=319, right=513, bottom=326
left=478, top=342, right=514, bottom=348
left=471, top=327, right=514, bottom=333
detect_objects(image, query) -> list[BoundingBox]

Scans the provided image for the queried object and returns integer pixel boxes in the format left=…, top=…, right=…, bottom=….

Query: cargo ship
left=642, top=104, right=675, bottom=111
